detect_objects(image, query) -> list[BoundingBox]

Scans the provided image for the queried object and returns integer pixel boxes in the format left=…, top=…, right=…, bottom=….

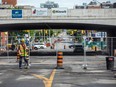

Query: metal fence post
left=111, top=37, right=113, bottom=56
left=83, top=36, right=87, bottom=69
left=7, top=35, right=10, bottom=63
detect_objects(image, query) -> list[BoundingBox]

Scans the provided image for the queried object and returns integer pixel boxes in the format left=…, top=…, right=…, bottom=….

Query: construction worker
left=18, top=39, right=29, bottom=69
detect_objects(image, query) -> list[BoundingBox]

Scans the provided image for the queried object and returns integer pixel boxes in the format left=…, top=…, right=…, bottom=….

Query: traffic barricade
left=56, top=51, right=64, bottom=69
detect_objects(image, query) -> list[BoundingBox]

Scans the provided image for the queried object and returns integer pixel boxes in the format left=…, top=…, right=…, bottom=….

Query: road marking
left=0, top=81, right=2, bottom=84
left=93, top=79, right=116, bottom=84
left=32, top=69, right=56, bottom=87
left=16, top=75, right=35, bottom=81
left=0, top=73, right=3, bottom=75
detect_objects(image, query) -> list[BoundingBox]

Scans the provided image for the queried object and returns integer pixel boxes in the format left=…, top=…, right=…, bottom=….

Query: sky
left=17, top=0, right=116, bottom=8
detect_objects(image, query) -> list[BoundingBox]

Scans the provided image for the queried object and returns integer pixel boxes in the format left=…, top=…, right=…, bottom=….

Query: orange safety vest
left=18, top=44, right=28, bottom=57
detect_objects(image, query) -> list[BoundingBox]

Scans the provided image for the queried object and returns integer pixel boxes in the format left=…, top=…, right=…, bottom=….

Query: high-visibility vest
left=19, top=44, right=28, bottom=57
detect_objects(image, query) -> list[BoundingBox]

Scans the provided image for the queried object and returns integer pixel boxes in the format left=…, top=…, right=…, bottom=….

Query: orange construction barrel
left=56, top=51, right=64, bottom=69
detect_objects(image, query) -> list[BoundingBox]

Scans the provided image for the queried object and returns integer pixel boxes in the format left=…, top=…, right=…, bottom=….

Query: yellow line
left=47, top=69, right=56, bottom=87
left=32, top=74, right=48, bottom=81
left=32, top=69, right=56, bottom=87
left=49, top=69, right=56, bottom=80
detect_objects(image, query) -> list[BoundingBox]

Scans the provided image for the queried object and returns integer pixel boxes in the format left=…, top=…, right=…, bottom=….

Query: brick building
left=2, top=0, right=17, bottom=7
left=0, top=32, right=8, bottom=46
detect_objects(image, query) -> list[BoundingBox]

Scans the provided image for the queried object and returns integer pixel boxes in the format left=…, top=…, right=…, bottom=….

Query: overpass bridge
left=0, top=9, right=116, bottom=31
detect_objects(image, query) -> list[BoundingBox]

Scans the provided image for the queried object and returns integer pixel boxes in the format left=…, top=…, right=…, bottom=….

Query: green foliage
left=30, top=30, right=35, bottom=37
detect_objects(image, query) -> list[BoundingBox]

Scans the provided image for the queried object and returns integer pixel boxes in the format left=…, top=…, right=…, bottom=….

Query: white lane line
left=16, top=75, right=35, bottom=81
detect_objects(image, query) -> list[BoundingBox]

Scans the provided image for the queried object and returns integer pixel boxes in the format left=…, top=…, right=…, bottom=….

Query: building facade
left=40, top=1, right=59, bottom=9
left=87, top=0, right=101, bottom=9
left=0, top=32, right=8, bottom=46
left=101, top=1, right=113, bottom=8
left=2, top=0, right=17, bottom=7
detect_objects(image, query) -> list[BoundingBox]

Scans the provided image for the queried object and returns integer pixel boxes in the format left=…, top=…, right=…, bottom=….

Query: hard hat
left=21, top=39, right=25, bottom=42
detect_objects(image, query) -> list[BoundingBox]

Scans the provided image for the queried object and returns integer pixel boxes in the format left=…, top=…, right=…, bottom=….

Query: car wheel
left=40, top=47, right=44, bottom=49
left=34, top=47, right=38, bottom=50
left=71, top=47, right=73, bottom=49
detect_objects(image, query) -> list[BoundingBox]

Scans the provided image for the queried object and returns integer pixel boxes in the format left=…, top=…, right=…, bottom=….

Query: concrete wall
left=0, top=9, right=32, bottom=18
left=69, top=9, right=116, bottom=17
left=0, top=9, right=116, bottom=26
left=0, top=9, right=11, bottom=17
left=0, top=9, right=116, bottom=18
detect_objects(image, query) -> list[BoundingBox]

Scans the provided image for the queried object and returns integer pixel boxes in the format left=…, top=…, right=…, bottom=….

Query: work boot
left=24, top=66, right=30, bottom=69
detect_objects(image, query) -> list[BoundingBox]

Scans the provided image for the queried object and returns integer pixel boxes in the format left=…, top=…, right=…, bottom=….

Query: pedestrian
left=17, top=39, right=29, bottom=69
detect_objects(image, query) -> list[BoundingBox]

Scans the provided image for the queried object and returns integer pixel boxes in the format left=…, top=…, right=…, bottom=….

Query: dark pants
left=19, top=56, right=29, bottom=68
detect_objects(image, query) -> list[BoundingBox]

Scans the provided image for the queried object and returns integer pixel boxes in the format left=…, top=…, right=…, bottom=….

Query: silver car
left=34, top=43, right=47, bottom=50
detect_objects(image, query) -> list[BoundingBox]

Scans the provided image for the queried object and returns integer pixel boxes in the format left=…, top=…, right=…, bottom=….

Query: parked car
left=34, top=43, right=47, bottom=50
left=73, top=45, right=84, bottom=52
left=69, top=44, right=83, bottom=49
left=69, top=44, right=84, bottom=52
left=0, top=46, right=6, bottom=52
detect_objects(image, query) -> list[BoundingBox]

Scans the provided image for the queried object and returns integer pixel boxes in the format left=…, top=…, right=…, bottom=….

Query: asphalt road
left=0, top=56, right=116, bottom=87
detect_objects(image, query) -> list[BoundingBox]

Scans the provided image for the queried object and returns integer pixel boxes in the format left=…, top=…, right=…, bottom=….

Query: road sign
left=12, top=10, right=22, bottom=18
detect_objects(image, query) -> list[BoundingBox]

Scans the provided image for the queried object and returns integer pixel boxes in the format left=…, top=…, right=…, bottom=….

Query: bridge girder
left=0, top=23, right=116, bottom=31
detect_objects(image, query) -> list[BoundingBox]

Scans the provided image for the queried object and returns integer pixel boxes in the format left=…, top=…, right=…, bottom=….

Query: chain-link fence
left=0, top=35, right=114, bottom=56
left=0, top=35, right=116, bottom=69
